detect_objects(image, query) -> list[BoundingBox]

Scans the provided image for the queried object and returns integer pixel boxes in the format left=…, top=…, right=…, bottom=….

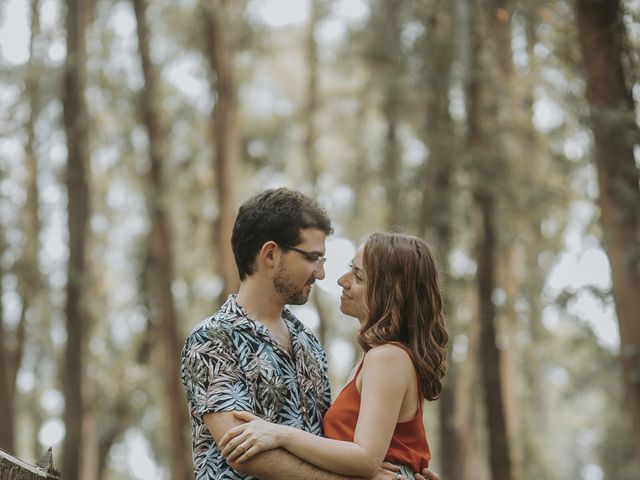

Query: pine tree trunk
left=474, top=193, right=512, bottom=480
left=418, top=2, right=463, bottom=477
left=499, top=247, right=519, bottom=444
left=132, top=1, right=192, bottom=478
left=303, top=0, right=330, bottom=344
left=62, top=0, right=90, bottom=477
left=456, top=291, right=484, bottom=480
left=202, top=0, right=239, bottom=305
left=304, top=0, right=321, bottom=193
left=5, top=0, right=45, bottom=456
left=467, top=2, right=513, bottom=477
left=0, top=221, right=11, bottom=452
left=574, top=0, right=640, bottom=460
left=380, top=0, right=402, bottom=229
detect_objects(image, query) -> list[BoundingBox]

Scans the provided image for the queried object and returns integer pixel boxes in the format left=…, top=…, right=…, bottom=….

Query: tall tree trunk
left=0, top=0, right=44, bottom=452
left=418, top=2, right=463, bottom=478
left=0, top=219, right=11, bottom=453
left=574, top=0, right=640, bottom=460
left=6, top=0, right=45, bottom=454
left=348, top=81, right=374, bottom=240
left=201, top=0, right=239, bottom=305
left=303, top=0, right=330, bottom=345
left=499, top=247, right=519, bottom=443
left=456, top=290, right=486, bottom=480
left=474, top=192, right=512, bottom=480
left=62, top=0, right=90, bottom=477
left=382, top=86, right=401, bottom=229
left=521, top=230, right=553, bottom=479
left=519, top=6, right=555, bottom=476
left=304, top=0, right=321, bottom=194
left=467, top=2, right=513, bottom=478
left=132, top=1, right=192, bottom=478
left=378, top=0, right=402, bottom=229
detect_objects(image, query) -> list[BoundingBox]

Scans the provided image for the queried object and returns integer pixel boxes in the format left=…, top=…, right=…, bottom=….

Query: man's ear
left=258, top=241, right=278, bottom=269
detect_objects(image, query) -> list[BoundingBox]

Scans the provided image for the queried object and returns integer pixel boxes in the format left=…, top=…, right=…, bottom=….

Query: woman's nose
left=337, top=274, right=349, bottom=288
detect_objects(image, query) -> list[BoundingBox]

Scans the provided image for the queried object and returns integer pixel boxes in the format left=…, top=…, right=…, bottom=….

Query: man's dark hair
left=231, top=188, right=333, bottom=280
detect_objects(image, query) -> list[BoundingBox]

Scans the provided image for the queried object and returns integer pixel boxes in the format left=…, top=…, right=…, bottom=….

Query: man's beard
left=273, top=262, right=313, bottom=305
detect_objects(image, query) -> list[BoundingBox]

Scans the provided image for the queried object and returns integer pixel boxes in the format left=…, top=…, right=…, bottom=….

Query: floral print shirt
left=181, top=295, right=331, bottom=479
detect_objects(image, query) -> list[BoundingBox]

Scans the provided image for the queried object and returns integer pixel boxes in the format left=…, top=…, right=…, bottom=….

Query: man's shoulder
left=183, top=308, right=240, bottom=351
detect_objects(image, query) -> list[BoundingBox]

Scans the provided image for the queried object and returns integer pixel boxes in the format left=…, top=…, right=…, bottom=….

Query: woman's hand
left=369, top=463, right=406, bottom=479
left=219, top=411, right=284, bottom=463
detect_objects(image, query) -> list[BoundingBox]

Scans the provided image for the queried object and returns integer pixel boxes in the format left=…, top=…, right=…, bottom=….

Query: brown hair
left=359, top=232, right=448, bottom=401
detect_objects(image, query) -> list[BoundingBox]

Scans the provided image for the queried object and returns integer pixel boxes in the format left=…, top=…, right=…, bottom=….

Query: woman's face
left=337, top=245, right=366, bottom=323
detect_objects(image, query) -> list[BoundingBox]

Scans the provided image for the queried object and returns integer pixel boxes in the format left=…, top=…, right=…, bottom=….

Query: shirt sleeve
left=181, top=323, right=253, bottom=418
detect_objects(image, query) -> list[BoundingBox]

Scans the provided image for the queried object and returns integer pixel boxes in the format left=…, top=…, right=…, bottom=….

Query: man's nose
left=315, top=264, right=326, bottom=280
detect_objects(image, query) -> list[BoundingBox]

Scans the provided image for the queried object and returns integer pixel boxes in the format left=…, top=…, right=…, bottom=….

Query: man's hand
left=415, top=467, right=439, bottom=480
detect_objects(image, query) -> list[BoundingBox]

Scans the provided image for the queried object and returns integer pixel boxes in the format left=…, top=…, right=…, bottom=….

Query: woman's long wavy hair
left=358, top=232, right=449, bottom=401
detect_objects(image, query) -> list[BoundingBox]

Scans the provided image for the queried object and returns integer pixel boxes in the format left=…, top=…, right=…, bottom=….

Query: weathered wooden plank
left=0, top=449, right=59, bottom=480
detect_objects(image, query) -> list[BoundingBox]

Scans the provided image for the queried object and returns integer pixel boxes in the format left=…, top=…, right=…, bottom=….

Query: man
left=181, top=188, right=438, bottom=480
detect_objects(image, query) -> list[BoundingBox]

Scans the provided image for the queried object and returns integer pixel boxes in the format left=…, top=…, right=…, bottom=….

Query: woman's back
left=323, top=343, right=431, bottom=473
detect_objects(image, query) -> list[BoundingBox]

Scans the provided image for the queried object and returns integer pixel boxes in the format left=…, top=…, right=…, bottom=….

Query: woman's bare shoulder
left=363, top=343, right=414, bottom=372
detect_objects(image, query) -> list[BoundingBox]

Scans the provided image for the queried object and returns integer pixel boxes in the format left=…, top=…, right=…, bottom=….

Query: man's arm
left=205, top=411, right=354, bottom=480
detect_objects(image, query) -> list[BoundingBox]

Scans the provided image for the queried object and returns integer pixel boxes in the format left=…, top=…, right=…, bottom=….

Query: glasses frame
left=277, top=243, right=327, bottom=272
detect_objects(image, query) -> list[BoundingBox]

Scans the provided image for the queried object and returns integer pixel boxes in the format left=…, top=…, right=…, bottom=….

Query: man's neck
left=235, top=277, right=285, bottom=326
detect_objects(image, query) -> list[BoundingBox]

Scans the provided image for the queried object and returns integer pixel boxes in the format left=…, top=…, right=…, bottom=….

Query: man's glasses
left=277, top=244, right=327, bottom=272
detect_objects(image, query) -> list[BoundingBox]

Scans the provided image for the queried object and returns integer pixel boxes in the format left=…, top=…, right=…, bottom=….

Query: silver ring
left=395, top=473, right=402, bottom=480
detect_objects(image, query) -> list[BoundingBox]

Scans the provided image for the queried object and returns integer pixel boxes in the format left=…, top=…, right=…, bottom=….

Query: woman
left=220, top=233, right=448, bottom=480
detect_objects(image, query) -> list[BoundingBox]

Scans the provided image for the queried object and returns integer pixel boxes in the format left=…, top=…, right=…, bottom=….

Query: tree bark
left=62, top=0, right=90, bottom=477
left=201, top=0, right=239, bottom=305
left=467, top=2, right=513, bottom=477
left=374, top=0, right=403, bottom=229
left=474, top=192, right=513, bottom=480
left=0, top=0, right=45, bottom=455
left=417, top=2, right=463, bottom=478
left=132, top=1, right=192, bottom=478
left=304, top=0, right=321, bottom=194
left=574, top=0, right=640, bottom=460
left=0, top=219, right=11, bottom=453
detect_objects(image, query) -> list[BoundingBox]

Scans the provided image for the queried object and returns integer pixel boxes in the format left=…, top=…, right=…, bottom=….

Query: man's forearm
left=228, top=446, right=358, bottom=480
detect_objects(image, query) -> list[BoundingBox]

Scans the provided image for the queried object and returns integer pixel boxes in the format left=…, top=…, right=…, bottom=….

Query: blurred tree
left=15, top=0, right=43, bottom=436
left=61, top=0, right=90, bottom=477
left=574, top=0, right=640, bottom=461
left=0, top=200, right=11, bottom=452
left=132, top=0, right=192, bottom=478
left=305, top=0, right=331, bottom=345
left=201, top=0, right=240, bottom=305
left=0, top=0, right=44, bottom=455
left=304, top=0, right=322, bottom=194
left=380, top=0, right=404, bottom=230
left=414, top=0, right=463, bottom=477
left=363, top=0, right=406, bottom=228
left=466, top=1, right=513, bottom=479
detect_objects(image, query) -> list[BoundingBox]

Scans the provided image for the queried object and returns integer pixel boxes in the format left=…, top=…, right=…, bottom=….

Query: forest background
left=0, top=0, right=639, bottom=479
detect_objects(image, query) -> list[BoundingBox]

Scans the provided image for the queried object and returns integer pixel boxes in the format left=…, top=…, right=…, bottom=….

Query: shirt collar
left=222, top=294, right=307, bottom=353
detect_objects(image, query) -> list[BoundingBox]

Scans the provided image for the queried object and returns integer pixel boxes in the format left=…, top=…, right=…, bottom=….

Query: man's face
left=273, top=228, right=327, bottom=305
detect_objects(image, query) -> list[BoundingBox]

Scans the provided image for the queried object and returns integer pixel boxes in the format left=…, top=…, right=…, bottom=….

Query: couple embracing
left=181, top=188, right=447, bottom=480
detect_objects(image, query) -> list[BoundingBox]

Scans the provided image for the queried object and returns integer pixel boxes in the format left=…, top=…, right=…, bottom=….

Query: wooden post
left=0, top=449, right=60, bottom=480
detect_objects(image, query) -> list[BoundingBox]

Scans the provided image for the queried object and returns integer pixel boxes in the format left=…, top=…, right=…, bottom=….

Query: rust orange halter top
left=322, top=344, right=431, bottom=473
